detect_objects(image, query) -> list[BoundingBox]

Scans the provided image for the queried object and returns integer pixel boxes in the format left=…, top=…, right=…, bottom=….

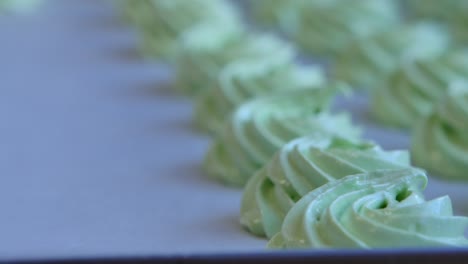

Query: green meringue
left=119, top=0, right=146, bottom=25
left=371, top=51, right=468, bottom=128
left=334, top=22, right=450, bottom=90
left=241, top=136, right=411, bottom=238
left=406, top=1, right=468, bottom=44
left=269, top=169, right=468, bottom=249
left=175, top=33, right=297, bottom=97
left=204, top=87, right=362, bottom=187
left=411, top=82, right=468, bottom=181
left=123, top=0, right=241, bottom=60
left=277, top=0, right=400, bottom=57
left=250, top=0, right=291, bottom=27
left=406, top=0, right=467, bottom=21
left=194, top=54, right=325, bottom=134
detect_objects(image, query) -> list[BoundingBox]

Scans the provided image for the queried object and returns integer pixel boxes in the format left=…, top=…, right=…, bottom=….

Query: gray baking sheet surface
left=0, top=0, right=467, bottom=261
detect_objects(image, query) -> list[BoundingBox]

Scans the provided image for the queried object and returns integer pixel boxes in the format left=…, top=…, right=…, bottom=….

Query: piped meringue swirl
left=371, top=51, right=468, bottom=128
left=175, top=33, right=295, bottom=97
left=194, top=56, right=324, bottom=134
left=204, top=87, right=361, bottom=187
left=268, top=169, right=468, bottom=249
left=241, top=136, right=411, bottom=238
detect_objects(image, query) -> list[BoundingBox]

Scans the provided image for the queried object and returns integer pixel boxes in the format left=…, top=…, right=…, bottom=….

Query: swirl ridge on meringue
left=406, top=0, right=467, bottom=22
left=406, top=0, right=468, bottom=44
left=277, top=0, right=400, bottom=57
left=334, top=22, right=450, bottom=89
left=123, top=0, right=241, bottom=60
left=175, top=34, right=300, bottom=97
left=194, top=53, right=325, bottom=134
left=371, top=51, right=468, bottom=128
left=241, top=136, right=411, bottom=238
left=204, top=87, right=361, bottom=187
left=250, top=0, right=291, bottom=27
left=268, top=169, right=468, bottom=249
left=411, top=82, right=468, bottom=181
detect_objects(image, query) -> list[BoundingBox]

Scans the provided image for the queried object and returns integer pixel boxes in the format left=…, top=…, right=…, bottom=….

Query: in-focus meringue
left=241, top=136, right=411, bottom=238
left=269, top=169, right=468, bottom=249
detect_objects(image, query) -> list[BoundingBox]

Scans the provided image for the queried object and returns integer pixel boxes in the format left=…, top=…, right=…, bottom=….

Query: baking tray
left=1, top=0, right=468, bottom=263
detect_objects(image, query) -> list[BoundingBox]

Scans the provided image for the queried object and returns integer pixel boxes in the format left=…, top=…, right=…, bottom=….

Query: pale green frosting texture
left=406, top=0, right=468, bottom=44
left=204, top=87, right=362, bottom=187
left=277, top=0, right=400, bottom=57
left=175, top=34, right=296, bottom=97
left=371, top=51, right=468, bottom=128
left=411, top=83, right=468, bottom=181
left=268, top=169, right=468, bottom=249
left=194, top=52, right=325, bottom=134
left=122, top=0, right=241, bottom=60
left=334, top=23, right=450, bottom=90
left=241, top=136, right=411, bottom=238
left=250, top=0, right=292, bottom=27
left=120, top=0, right=147, bottom=25
left=407, top=0, right=467, bottom=21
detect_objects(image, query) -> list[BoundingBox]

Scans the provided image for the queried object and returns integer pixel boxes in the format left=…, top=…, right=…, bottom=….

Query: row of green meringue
left=175, top=4, right=468, bottom=247
left=247, top=84, right=468, bottom=247
left=249, top=85, right=468, bottom=248
left=121, top=0, right=468, bottom=250
left=251, top=1, right=467, bottom=93
left=121, top=0, right=327, bottom=102
left=241, top=1, right=468, bottom=248
left=254, top=0, right=468, bottom=51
